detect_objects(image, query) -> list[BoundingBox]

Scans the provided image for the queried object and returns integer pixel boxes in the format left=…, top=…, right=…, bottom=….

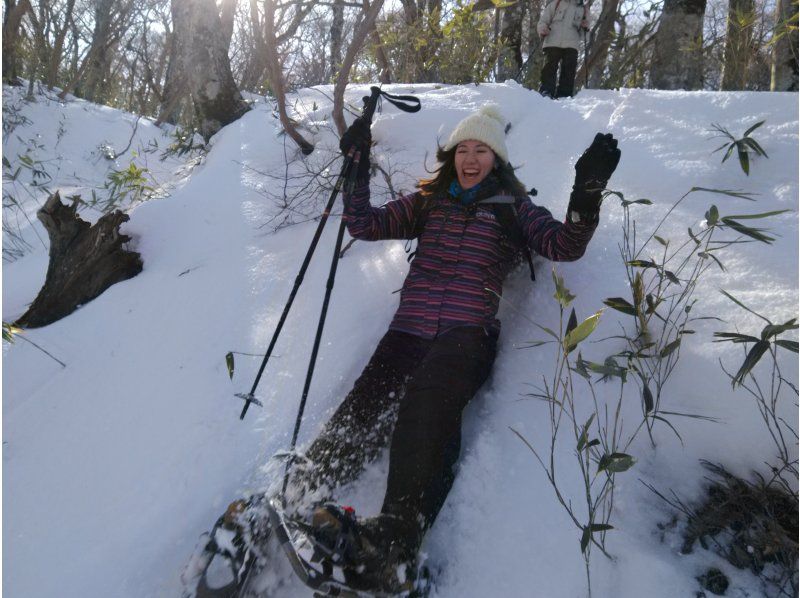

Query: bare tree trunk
left=15, top=192, right=143, bottom=329
left=770, top=0, right=799, bottom=91
left=418, top=0, right=442, bottom=81
left=720, top=0, right=755, bottom=89
left=3, top=0, right=31, bottom=83
left=25, top=0, right=48, bottom=98
left=80, top=0, right=115, bottom=102
left=521, top=0, right=545, bottom=89
left=369, top=20, right=392, bottom=83
left=584, top=0, right=621, bottom=87
left=650, top=0, right=707, bottom=89
left=156, top=31, right=185, bottom=124
left=46, top=0, right=76, bottom=88
left=330, top=0, right=344, bottom=79
left=332, top=0, right=385, bottom=135
left=219, top=0, right=236, bottom=48
left=239, top=0, right=268, bottom=90
left=171, top=0, right=250, bottom=140
left=496, top=0, right=524, bottom=80
left=264, top=0, right=314, bottom=153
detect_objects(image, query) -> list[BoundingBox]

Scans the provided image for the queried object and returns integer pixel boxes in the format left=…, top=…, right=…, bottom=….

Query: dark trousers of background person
left=539, top=47, right=579, bottom=98
left=293, top=326, right=497, bottom=548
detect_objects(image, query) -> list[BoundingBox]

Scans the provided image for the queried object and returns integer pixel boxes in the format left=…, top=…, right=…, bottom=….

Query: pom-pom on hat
left=444, top=104, right=509, bottom=163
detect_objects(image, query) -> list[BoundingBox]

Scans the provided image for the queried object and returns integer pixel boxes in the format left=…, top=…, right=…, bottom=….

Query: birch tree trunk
left=770, top=0, right=799, bottom=91
left=650, top=0, right=707, bottom=89
left=720, top=0, right=755, bottom=89
left=170, top=0, right=250, bottom=140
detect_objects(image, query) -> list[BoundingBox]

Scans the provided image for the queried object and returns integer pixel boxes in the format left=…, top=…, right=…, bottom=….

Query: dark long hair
left=418, top=145, right=528, bottom=197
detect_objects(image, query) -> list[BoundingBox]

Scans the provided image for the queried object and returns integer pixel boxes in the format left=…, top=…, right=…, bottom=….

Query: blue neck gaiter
left=448, top=179, right=485, bottom=206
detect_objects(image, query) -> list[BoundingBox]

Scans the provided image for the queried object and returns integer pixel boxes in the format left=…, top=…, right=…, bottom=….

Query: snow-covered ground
left=3, top=82, right=797, bottom=598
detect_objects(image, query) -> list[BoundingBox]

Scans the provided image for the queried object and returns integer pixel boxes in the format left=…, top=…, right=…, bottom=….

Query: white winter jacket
left=537, top=0, right=587, bottom=50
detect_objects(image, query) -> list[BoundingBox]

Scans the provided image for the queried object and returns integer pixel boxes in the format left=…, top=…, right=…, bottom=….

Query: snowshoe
left=266, top=499, right=432, bottom=597
left=182, top=498, right=273, bottom=598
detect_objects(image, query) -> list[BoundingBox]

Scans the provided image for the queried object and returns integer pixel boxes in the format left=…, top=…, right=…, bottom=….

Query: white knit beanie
left=444, top=104, right=509, bottom=163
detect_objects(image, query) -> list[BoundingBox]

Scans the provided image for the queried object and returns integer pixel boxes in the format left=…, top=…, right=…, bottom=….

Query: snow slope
left=3, top=83, right=797, bottom=598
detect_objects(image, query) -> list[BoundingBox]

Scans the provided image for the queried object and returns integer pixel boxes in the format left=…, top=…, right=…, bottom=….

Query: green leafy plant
left=160, top=127, right=206, bottom=161
left=711, top=120, right=768, bottom=175
left=714, top=293, right=798, bottom=493
left=604, top=187, right=788, bottom=445
left=2, top=322, right=67, bottom=367
left=511, top=184, right=789, bottom=596
left=98, top=161, right=155, bottom=211
left=3, top=322, right=22, bottom=343
left=509, top=269, right=626, bottom=597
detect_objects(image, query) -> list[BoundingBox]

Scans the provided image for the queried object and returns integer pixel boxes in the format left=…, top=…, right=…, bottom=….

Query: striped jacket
left=343, top=182, right=598, bottom=339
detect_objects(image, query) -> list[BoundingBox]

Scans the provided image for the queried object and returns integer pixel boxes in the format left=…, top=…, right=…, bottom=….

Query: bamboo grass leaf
left=552, top=268, right=575, bottom=308
left=598, top=452, right=636, bottom=473
left=225, top=352, right=235, bottom=379
left=689, top=187, right=757, bottom=200
left=642, top=382, right=654, bottom=413
left=742, top=119, right=765, bottom=137
left=580, top=527, right=591, bottom=553
left=722, top=209, right=790, bottom=220
left=736, top=142, right=750, bottom=175
left=713, top=332, right=761, bottom=344
left=719, top=290, right=772, bottom=323
left=660, top=338, right=681, bottom=357
left=732, top=340, right=771, bottom=386
left=627, top=259, right=658, bottom=269
left=564, top=310, right=603, bottom=354
left=760, top=319, right=798, bottom=340
left=603, top=297, right=637, bottom=316
left=590, top=523, right=614, bottom=532
left=775, top=339, right=799, bottom=353
left=720, top=218, right=775, bottom=243
left=697, top=251, right=726, bottom=271
left=742, top=136, right=768, bottom=158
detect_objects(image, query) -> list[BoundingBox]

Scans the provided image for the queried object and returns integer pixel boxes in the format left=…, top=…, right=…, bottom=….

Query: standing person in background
left=537, top=0, right=590, bottom=99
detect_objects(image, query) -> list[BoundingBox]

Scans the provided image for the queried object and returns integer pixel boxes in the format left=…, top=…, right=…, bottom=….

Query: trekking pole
left=280, top=91, right=382, bottom=498
left=236, top=147, right=359, bottom=420
left=237, top=88, right=420, bottom=420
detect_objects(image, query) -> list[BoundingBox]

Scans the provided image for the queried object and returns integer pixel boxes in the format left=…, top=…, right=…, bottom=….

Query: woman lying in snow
left=290, top=104, right=621, bottom=593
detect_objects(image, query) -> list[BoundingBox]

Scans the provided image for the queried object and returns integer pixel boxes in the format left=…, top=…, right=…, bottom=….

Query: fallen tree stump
left=15, top=192, right=143, bottom=328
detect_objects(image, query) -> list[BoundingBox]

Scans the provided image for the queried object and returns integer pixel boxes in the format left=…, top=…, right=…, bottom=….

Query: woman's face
left=454, top=140, right=495, bottom=189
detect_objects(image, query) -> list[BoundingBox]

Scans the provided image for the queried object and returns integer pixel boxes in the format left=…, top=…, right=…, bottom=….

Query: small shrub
left=711, top=120, right=768, bottom=175
left=95, top=161, right=155, bottom=211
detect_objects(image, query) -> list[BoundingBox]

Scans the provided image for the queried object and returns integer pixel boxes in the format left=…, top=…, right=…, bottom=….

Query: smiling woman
left=268, top=103, right=621, bottom=594
left=454, top=140, right=495, bottom=188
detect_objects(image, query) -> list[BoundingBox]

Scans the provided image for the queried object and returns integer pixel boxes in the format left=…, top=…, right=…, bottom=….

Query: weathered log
left=15, top=192, right=143, bottom=328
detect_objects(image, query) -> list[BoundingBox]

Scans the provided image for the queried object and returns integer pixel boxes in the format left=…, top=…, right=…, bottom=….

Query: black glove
left=339, top=116, right=372, bottom=181
left=568, top=132, right=621, bottom=218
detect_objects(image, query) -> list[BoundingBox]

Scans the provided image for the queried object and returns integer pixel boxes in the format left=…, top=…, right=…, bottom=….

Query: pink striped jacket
left=343, top=183, right=597, bottom=338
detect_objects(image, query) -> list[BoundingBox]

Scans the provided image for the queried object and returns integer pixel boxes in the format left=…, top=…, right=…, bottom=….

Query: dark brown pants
left=293, top=326, right=497, bottom=544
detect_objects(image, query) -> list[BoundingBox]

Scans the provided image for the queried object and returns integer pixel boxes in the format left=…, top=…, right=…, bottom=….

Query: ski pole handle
left=361, top=86, right=382, bottom=124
